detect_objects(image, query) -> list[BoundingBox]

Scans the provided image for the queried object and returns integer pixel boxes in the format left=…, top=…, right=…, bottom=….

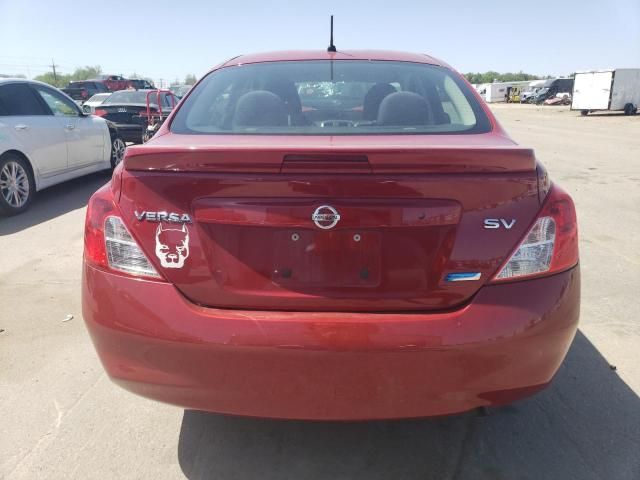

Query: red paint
left=98, top=76, right=130, bottom=92
left=123, top=139, right=535, bottom=174
left=82, top=264, right=579, bottom=420
left=220, top=50, right=445, bottom=67
left=82, top=50, right=580, bottom=419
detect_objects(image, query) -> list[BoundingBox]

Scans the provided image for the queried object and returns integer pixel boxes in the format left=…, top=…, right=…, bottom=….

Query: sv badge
left=484, top=218, right=516, bottom=229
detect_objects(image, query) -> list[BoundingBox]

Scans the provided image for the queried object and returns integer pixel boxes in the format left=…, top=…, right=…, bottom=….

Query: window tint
left=103, top=90, right=175, bottom=107
left=35, top=87, right=79, bottom=116
left=171, top=61, right=491, bottom=135
left=87, top=93, right=111, bottom=103
left=0, top=83, right=47, bottom=116
left=103, top=90, right=149, bottom=104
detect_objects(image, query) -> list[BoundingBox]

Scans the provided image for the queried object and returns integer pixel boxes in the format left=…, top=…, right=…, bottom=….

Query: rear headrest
left=377, top=92, right=432, bottom=126
left=233, top=90, right=288, bottom=128
left=263, top=79, right=302, bottom=115
left=363, top=83, right=396, bottom=120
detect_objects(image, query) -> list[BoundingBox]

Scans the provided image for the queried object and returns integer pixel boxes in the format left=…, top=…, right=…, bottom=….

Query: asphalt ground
left=1, top=103, right=639, bottom=479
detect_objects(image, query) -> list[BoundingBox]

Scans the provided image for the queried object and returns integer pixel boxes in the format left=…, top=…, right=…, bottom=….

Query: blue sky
left=1, top=0, right=639, bottom=85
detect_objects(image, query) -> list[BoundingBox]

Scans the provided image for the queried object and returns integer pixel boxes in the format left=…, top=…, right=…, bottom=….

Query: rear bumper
left=82, top=264, right=580, bottom=420
left=113, top=124, right=142, bottom=143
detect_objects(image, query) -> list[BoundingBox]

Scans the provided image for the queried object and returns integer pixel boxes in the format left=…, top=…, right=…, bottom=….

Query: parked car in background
left=533, top=78, right=574, bottom=104
left=90, top=74, right=129, bottom=92
left=93, top=89, right=177, bottom=143
left=169, top=84, right=191, bottom=99
left=544, top=95, right=572, bottom=106
left=129, top=79, right=155, bottom=90
left=82, top=50, right=580, bottom=420
left=82, top=92, right=112, bottom=114
left=0, top=79, right=124, bottom=215
left=520, top=80, right=546, bottom=103
left=61, top=80, right=110, bottom=104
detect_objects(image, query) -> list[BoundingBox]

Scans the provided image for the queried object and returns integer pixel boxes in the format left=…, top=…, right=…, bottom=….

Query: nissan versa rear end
left=82, top=51, right=580, bottom=420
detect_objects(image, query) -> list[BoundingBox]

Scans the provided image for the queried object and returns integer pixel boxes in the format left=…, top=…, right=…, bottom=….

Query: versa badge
left=135, top=210, right=192, bottom=223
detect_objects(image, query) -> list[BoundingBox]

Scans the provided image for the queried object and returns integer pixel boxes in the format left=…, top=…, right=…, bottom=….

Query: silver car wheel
left=112, top=137, right=126, bottom=167
left=0, top=160, right=30, bottom=208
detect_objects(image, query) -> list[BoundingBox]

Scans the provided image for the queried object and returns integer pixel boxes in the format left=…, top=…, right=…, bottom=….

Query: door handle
left=65, top=124, right=75, bottom=130
left=14, top=124, right=28, bottom=130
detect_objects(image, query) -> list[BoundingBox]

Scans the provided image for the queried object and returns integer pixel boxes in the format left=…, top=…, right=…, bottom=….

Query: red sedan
left=82, top=50, right=579, bottom=420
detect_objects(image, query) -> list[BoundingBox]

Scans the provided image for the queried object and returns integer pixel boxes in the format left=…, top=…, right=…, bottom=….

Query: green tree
left=184, top=74, right=197, bottom=85
left=463, top=71, right=544, bottom=84
left=35, top=65, right=102, bottom=88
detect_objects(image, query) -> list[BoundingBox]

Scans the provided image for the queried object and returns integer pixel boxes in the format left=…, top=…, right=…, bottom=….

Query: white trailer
left=571, top=69, right=640, bottom=115
left=484, top=83, right=509, bottom=103
left=476, top=81, right=531, bottom=103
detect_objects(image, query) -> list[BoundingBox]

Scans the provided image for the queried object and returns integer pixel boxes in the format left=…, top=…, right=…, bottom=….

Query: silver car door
left=32, top=85, right=106, bottom=169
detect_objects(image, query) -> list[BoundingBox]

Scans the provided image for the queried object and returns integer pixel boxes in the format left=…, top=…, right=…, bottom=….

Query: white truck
left=571, top=69, right=640, bottom=115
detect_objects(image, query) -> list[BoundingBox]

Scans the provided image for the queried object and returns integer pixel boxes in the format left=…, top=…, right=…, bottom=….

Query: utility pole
left=51, top=59, right=58, bottom=83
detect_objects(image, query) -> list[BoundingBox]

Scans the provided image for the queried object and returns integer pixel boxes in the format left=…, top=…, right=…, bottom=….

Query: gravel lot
left=1, top=104, right=639, bottom=480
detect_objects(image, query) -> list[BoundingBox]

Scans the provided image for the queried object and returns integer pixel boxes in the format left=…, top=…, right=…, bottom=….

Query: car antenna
left=327, top=15, right=337, bottom=52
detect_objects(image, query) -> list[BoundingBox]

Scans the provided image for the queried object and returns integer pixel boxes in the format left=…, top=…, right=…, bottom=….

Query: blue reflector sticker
left=445, top=272, right=482, bottom=282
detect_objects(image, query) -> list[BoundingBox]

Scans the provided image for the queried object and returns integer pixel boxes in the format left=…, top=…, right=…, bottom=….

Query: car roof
left=0, top=78, right=62, bottom=88
left=219, top=50, right=446, bottom=68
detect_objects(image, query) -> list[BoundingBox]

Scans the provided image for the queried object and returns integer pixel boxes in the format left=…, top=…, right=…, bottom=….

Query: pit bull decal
left=155, top=223, right=190, bottom=269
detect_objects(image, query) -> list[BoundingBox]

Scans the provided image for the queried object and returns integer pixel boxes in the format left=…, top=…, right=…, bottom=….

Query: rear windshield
left=103, top=91, right=149, bottom=104
left=171, top=60, right=491, bottom=135
left=102, top=90, right=174, bottom=106
left=87, top=93, right=111, bottom=102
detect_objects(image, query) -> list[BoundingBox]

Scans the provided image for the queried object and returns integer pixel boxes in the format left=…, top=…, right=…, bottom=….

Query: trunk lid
left=97, top=104, right=148, bottom=126
left=117, top=134, right=540, bottom=312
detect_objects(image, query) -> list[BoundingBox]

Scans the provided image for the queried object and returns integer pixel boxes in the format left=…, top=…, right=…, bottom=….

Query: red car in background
left=90, top=74, right=130, bottom=92
left=82, top=50, right=580, bottom=420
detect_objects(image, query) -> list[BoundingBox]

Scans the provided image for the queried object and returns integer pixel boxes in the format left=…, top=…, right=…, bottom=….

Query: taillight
left=94, top=109, right=107, bottom=117
left=492, top=185, right=578, bottom=282
left=84, top=185, right=163, bottom=280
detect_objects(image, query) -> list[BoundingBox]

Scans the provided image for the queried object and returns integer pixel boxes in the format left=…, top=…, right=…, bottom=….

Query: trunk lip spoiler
left=122, top=145, right=536, bottom=174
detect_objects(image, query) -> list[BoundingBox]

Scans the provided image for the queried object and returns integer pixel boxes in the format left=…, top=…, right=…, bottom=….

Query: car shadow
left=0, top=171, right=111, bottom=235
left=177, top=331, right=640, bottom=480
left=579, top=112, right=638, bottom=118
